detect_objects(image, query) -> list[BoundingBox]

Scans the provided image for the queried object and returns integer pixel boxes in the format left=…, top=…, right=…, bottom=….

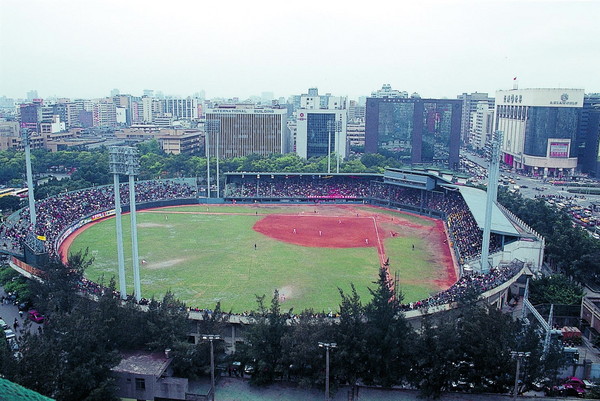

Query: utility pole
left=511, top=351, right=530, bottom=401
left=318, top=342, right=337, bottom=401
left=203, top=334, right=221, bottom=401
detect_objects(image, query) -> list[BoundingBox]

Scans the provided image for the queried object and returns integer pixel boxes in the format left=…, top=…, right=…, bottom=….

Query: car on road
left=28, top=310, right=45, bottom=324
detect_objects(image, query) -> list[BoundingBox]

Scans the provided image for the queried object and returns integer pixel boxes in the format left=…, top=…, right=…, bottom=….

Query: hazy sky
left=1, top=0, right=598, bottom=101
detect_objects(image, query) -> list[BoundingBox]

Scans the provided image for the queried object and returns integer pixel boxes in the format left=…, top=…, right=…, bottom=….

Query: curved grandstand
left=0, top=169, right=542, bottom=314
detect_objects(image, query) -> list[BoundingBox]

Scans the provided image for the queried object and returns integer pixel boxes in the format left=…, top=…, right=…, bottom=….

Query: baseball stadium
left=1, top=168, right=543, bottom=321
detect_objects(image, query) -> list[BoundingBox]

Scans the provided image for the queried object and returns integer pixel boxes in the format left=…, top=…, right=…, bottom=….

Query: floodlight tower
left=206, top=119, right=221, bottom=197
left=21, top=128, right=37, bottom=230
left=108, top=146, right=141, bottom=301
left=109, top=147, right=128, bottom=299
left=126, top=148, right=142, bottom=301
left=480, top=130, right=503, bottom=273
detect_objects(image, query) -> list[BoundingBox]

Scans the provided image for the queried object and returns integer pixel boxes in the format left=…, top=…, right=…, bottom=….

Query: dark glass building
left=306, top=112, right=337, bottom=158
left=577, top=94, right=600, bottom=177
left=365, top=98, right=462, bottom=170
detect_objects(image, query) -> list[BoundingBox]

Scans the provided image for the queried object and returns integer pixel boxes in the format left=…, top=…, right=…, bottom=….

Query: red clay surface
left=253, top=215, right=379, bottom=249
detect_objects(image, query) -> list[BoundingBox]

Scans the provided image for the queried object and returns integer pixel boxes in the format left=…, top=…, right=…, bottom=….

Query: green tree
left=363, top=268, right=413, bottom=386
left=334, top=285, right=366, bottom=387
left=280, top=311, right=336, bottom=387
left=411, top=316, right=462, bottom=398
left=0, top=195, right=21, bottom=212
left=32, top=250, right=93, bottom=314
left=528, top=274, right=584, bottom=305
left=243, top=291, right=290, bottom=385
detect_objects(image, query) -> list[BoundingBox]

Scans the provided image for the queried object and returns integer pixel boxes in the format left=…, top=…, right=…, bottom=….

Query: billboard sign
left=549, top=141, right=569, bottom=158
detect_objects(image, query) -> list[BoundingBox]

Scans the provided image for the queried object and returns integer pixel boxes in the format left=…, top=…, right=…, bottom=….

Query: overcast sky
left=1, top=0, right=598, bottom=101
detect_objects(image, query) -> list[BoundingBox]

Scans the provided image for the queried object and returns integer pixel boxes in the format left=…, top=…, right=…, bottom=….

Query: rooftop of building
left=112, top=351, right=172, bottom=377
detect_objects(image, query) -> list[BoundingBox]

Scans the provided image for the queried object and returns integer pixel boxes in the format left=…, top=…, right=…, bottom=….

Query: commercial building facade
left=295, top=109, right=348, bottom=159
left=457, top=92, right=494, bottom=146
left=205, top=105, right=290, bottom=158
left=495, top=88, right=584, bottom=177
left=470, top=102, right=494, bottom=150
left=577, top=94, right=600, bottom=177
left=365, top=97, right=462, bottom=170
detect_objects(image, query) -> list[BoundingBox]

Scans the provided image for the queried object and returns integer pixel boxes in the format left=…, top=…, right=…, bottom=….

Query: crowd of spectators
left=226, top=176, right=371, bottom=199
left=400, top=260, right=524, bottom=311
left=427, top=190, right=502, bottom=262
left=0, top=180, right=196, bottom=257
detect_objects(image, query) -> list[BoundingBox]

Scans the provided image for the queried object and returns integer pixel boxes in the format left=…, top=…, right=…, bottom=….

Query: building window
left=135, top=378, right=146, bottom=391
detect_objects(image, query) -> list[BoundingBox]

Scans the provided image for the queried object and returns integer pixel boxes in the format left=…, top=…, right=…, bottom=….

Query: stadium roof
left=452, top=185, right=520, bottom=236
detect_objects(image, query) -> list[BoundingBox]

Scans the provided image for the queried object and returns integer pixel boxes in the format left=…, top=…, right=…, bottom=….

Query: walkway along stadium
left=0, top=168, right=542, bottom=345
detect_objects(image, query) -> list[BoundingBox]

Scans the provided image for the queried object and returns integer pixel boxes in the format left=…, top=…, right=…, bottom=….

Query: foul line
left=371, top=216, right=386, bottom=266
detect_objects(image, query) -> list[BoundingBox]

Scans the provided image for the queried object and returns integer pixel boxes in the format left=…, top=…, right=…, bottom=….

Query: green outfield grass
left=68, top=205, right=447, bottom=313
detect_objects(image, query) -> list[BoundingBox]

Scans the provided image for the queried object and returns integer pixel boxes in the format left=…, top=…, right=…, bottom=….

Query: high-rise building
left=469, top=102, right=494, bottom=150
left=141, top=96, right=163, bottom=123
left=295, top=109, right=347, bottom=160
left=93, top=100, right=117, bottom=127
left=495, top=88, right=584, bottom=177
left=204, top=105, right=290, bottom=158
left=19, top=103, right=42, bottom=132
left=365, top=97, right=462, bottom=169
left=163, top=98, right=199, bottom=120
left=0, top=121, right=20, bottom=151
left=348, top=100, right=366, bottom=122
left=577, top=94, right=600, bottom=176
left=457, top=92, right=494, bottom=146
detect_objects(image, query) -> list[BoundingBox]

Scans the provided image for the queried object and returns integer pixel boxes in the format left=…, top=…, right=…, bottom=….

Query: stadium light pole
left=108, top=147, right=127, bottom=299
left=511, top=351, right=530, bottom=401
left=205, top=130, right=211, bottom=199
left=318, top=342, right=337, bottom=401
left=335, top=120, right=342, bottom=174
left=203, top=334, right=221, bottom=401
left=216, top=123, right=221, bottom=197
left=481, top=130, right=502, bottom=273
left=327, top=120, right=332, bottom=174
left=21, top=128, right=37, bottom=230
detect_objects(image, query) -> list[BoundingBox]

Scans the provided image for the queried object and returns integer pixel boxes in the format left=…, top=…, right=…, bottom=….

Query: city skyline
left=1, top=0, right=598, bottom=101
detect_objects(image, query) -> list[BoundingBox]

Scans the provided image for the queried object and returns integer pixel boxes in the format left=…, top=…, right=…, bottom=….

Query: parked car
left=550, top=376, right=589, bottom=398
left=28, top=310, right=45, bottom=324
left=4, top=329, right=16, bottom=341
left=7, top=338, right=19, bottom=352
left=0, top=319, right=8, bottom=330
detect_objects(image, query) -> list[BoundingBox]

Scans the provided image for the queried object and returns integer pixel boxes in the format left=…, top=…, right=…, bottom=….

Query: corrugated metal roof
left=453, top=185, right=520, bottom=236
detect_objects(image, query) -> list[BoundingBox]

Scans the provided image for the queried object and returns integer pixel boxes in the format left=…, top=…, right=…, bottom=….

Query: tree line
left=0, top=143, right=405, bottom=201
left=497, top=188, right=600, bottom=287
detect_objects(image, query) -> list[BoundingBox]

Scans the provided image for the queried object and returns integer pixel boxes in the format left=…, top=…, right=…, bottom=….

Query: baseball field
left=62, top=204, right=456, bottom=313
